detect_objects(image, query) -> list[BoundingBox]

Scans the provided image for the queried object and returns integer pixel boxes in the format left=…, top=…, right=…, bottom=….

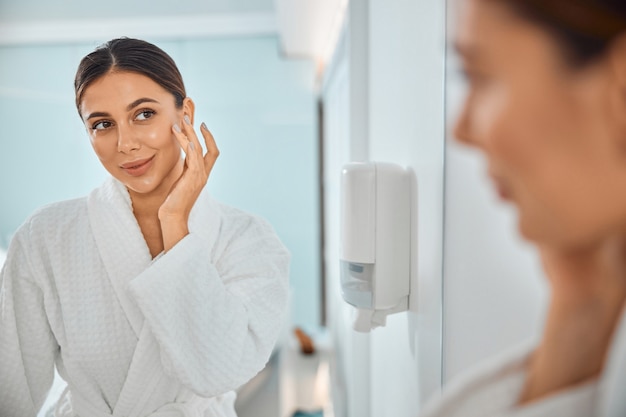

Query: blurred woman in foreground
left=423, top=1, right=626, bottom=416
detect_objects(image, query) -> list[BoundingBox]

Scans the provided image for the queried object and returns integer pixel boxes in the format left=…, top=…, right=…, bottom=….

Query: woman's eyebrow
left=126, top=97, right=159, bottom=111
left=85, top=97, right=160, bottom=121
left=85, top=111, right=110, bottom=121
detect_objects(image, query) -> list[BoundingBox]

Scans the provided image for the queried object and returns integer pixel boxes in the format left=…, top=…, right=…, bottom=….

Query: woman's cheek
left=143, top=123, right=173, bottom=147
left=89, top=133, right=103, bottom=159
left=143, top=128, right=159, bottom=144
left=89, top=136, right=111, bottom=162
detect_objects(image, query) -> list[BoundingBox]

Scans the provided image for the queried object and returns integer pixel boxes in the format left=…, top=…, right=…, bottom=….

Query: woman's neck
left=125, top=161, right=184, bottom=258
left=129, top=188, right=168, bottom=219
left=519, top=237, right=626, bottom=404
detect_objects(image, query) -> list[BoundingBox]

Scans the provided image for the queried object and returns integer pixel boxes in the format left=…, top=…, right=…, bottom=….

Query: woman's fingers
left=200, top=122, right=220, bottom=173
left=182, top=114, right=203, bottom=158
left=172, top=123, right=188, bottom=149
left=173, top=119, right=219, bottom=177
left=173, top=122, right=201, bottom=166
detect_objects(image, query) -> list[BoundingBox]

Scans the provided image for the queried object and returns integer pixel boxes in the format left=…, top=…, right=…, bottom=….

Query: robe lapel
left=113, top=323, right=179, bottom=417
left=112, top=186, right=222, bottom=416
left=187, top=184, right=221, bottom=252
left=602, top=307, right=626, bottom=417
left=87, top=177, right=152, bottom=337
left=87, top=178, right=221, bottom=416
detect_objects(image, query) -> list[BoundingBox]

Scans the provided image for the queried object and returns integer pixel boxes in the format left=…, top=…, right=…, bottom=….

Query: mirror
left=0, top=2, right=323, bottom=416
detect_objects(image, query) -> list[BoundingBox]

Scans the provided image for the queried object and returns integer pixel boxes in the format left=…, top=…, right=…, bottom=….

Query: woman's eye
left=135, top=110, right=156, bottom=121
left=92, top=120, right=112, bottom=130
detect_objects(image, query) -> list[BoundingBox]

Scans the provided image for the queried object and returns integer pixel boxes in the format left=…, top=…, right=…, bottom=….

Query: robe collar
left=87, top=177, right=221, bottom=337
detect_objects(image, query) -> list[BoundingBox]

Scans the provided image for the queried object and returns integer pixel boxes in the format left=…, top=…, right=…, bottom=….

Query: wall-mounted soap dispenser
left=340, top=162, right=411, bottom=332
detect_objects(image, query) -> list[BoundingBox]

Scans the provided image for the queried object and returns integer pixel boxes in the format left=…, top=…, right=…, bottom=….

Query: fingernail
left=200, top=122, right=207, bottom=131
left=189, top=141, right=195, bottom=151
left=184, top=115, right=191, bottom=125
left=173, top=123, right=181, bottom=133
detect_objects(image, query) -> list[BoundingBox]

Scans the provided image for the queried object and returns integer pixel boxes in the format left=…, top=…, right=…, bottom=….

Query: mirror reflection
left=0, top=1, right=322, bottom=416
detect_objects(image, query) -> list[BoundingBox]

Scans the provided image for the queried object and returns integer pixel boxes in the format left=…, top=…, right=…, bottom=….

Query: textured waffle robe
left=420, top=306, right=626, bottom=417
left=0, top=177, right=290, bottom=417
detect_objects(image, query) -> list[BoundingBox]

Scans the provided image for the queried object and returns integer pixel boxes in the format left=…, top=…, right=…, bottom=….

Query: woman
left=421, top=1, right=626, bottom=416
left=0, top=38, right=290, bottom=417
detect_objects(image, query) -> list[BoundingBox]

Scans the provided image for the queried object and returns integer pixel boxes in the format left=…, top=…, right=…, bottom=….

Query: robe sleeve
left=127, top=212, right=290, bottom=397
left=0, top=230, right=58, bottom=416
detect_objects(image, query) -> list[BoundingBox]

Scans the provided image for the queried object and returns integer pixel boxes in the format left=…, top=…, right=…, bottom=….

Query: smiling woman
left=78, top=69, right=201, bottom=257
left=0, top=38, right=291, bottom=417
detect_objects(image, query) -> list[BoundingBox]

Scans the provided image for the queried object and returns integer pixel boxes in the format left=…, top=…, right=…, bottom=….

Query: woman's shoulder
left=212, top=200, right=277, bottom=236
left=205, top=199, right=289, bottom=258
left=16, top=196, right=89, bottom=240
left=420, top=338, right=603, bottom=417
left=420, top=342, right=534, bottom=417
left=5, top=197, right=90, bottom=277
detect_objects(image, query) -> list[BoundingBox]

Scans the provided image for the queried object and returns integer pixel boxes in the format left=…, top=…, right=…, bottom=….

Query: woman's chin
left=119, top=175, right=162, bottom=196
left=516, top=214, right=562, bottom=247
left=518, top=217, right=605, bottom=253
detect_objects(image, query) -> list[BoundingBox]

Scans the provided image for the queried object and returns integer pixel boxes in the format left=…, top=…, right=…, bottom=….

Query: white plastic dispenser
left=340, top=162, right=411, bottom=332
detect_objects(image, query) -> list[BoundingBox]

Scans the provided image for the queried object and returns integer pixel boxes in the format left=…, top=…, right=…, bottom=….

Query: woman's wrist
left=159, top=215, right=190, bottom=252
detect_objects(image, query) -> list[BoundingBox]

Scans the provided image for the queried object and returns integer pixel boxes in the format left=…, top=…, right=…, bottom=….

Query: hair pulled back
left=74, top=37, right=186, bottom=115
left=503, top=0, right=626, bottom=66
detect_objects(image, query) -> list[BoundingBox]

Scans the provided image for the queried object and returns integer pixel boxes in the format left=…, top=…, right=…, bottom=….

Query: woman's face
left=79, top=71, right=190, bottom=198
left=454, top=0, right=626, bottom=249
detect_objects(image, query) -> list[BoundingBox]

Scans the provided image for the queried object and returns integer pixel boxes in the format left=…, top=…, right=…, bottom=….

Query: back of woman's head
left=74, top=38, right=186, bottom=115
left=502, top=0, right=626, bottom=66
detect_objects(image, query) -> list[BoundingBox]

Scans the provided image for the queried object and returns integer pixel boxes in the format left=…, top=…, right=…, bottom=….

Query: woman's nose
left=117, top=125, right=141, bottom=153
left=453, top=100, right=480, bottom=149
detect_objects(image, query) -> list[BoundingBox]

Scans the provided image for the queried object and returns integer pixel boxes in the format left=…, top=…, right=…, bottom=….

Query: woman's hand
left=159, top=115, right=219, bottom=252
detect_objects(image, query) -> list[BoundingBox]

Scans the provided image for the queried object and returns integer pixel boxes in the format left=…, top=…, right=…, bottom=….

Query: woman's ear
left=182, top=97, right=196, bottom=125
left=608, top=35, right=626, bottom=118
left=606, top=35, right=626, bottom=154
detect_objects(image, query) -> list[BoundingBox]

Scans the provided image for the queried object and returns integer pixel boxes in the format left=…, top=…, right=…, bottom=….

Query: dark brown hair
left=505, top=0, right=626, bottom=66
left=74, top=37, right=186, bottom=115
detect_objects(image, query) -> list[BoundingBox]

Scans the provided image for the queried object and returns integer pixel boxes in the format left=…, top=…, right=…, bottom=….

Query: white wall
left=322, top=0, right=446, bottom=415
left=368, top=0, right=446, bottom=413
left=322, top=1, right=550, bottom=416
left=322, top=24, right=370, bottom=417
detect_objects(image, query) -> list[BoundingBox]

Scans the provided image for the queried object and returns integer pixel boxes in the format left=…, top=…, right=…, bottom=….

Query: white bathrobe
left=420, top=306, right=626, bottom=417
left=0, top=177, right=290, bottom=417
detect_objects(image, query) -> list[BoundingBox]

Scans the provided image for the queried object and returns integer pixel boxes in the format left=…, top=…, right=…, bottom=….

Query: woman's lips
left=490, top=176, right=512, bottom=201
left=488, top=169, right=513, bottom=201
left=495, top=182, right=512, bottom=201
left=120, top=156, right=154, bottom=177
